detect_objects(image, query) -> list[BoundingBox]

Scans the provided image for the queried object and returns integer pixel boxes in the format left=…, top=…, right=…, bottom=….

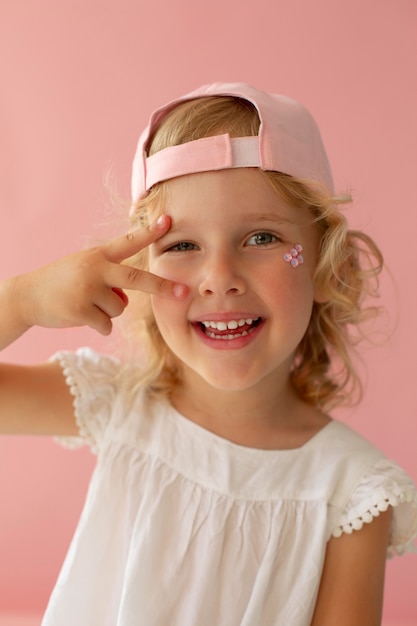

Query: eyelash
left=246, top=232, right=280, bottom=246
left=165, top=241, right=199, bottom=253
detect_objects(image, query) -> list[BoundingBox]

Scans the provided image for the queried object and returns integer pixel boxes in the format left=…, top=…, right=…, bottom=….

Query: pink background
left=0, top=0, right=416, bottom=623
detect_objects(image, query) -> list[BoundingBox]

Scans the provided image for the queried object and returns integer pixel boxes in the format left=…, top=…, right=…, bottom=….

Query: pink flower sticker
left=283, top=244, right=304, bottom=268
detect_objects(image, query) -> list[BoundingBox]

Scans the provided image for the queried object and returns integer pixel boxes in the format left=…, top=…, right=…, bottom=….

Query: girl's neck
left=170, top=371, right=330, bottom=450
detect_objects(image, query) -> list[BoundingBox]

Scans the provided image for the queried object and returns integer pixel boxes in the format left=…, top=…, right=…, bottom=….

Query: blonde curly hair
left=122, top=96, right=383, bottom=410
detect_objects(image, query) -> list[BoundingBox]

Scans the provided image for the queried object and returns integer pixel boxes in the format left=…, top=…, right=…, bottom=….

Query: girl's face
left=149, top=168, right=322, bottom=396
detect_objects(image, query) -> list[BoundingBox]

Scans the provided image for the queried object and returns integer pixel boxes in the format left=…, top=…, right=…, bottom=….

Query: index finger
left=107, top=263, right=188, bottom=299
left=103, top=215, right=171, bottom=263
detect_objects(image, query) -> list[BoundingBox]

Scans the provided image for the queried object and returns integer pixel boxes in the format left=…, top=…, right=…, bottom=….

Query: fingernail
left=112, top=287, right=129, bottom=306
left=173, top=284, right=188, bottom=298
left=152, top=215, right=166, bottom=230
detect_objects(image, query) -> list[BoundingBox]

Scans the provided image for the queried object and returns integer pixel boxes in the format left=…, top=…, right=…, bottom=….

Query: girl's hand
left=8, top=215, right=186, bottom=337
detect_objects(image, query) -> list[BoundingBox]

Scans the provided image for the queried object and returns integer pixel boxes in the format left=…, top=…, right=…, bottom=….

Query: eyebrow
left=241, top=212, right=297, bottom=225
left=167, top=212, right=298, bottom=232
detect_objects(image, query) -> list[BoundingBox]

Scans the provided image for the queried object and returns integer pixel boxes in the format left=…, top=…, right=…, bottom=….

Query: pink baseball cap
left=131, top=82, right=334, bottom=202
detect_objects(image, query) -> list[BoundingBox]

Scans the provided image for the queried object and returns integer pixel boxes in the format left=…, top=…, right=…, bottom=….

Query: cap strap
left=143, top=134, right=261, bottom=192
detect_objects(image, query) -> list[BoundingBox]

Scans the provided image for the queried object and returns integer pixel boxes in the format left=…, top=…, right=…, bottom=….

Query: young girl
left=1, top=82, right=416, bottom=626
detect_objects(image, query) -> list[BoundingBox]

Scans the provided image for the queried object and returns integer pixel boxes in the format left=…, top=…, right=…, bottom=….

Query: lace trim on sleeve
left=331, top=459, right=417, bottom=557
left=51, top=348, right=121, bottom=454
left=53, top=351, right=97, bottom=452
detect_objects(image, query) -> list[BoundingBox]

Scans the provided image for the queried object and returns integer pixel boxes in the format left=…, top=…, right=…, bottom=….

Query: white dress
left=41, top=348, right=417, bottom=626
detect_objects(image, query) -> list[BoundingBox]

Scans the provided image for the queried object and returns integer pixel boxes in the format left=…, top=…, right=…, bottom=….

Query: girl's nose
left=198, top=252, right=246, bottom=297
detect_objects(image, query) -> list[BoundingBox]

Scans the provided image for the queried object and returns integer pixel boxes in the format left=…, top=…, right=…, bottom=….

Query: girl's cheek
left=150, top=257, right=194, bottom=284
left=264, top=264, right=316, bottom=307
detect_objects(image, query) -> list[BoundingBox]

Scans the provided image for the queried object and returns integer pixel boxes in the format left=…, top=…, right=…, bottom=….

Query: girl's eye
left=246, top=232, right=279, bottom=246
left=166, top=241, right=199, bottom=252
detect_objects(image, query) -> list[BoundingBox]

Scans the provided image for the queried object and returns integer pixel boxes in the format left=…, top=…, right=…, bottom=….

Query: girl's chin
left=180, top=362, right=272, bottom=395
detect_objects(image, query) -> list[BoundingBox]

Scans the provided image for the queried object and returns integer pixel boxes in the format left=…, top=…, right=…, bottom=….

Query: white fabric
left=43, top=348, right=417, bottom=626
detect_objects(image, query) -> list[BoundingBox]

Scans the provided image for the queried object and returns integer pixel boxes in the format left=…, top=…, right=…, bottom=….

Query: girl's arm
left=0, top=215, right=185, bottom=436
left=0, top=360, right=79, bottom=436
left=311, top=508, right=392, bottom=626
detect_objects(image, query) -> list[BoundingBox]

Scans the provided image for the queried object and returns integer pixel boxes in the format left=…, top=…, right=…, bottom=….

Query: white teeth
left=206, top=328, right=252, bottom=340
left=201, top=318, right=257, bottom=330
left=200, top=317, right=261, bottom=341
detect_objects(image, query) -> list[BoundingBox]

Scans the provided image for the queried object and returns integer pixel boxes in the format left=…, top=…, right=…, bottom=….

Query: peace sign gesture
left=0, top=215, right=186, bottom=345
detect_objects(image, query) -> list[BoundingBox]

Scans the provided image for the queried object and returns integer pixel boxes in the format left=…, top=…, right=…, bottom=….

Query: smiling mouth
left=198, top=317, right=263, bottom=340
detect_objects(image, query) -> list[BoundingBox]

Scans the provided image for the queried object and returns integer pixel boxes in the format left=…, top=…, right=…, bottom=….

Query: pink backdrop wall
left=0, top=0, right=416, bottom=622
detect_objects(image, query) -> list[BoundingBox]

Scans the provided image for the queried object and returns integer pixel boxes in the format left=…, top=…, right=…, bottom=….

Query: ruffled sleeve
left=332, top=458, right=417, bottom=557
left=50, top=348, right=122, bottom=454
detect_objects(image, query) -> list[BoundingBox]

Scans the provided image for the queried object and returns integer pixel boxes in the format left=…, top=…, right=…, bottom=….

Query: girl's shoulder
left=51, top=347, right=141, bottom=453
left=315, top=420, right=417, bottom=555
left=51, top=346, right=122, bottom=381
